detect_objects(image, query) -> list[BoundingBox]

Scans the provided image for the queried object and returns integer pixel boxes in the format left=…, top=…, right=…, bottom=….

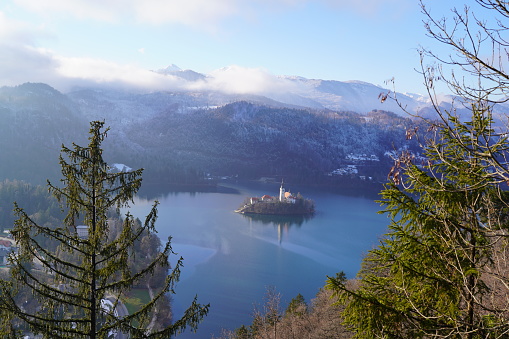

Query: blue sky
left=0, top=0, right=467, bottom=95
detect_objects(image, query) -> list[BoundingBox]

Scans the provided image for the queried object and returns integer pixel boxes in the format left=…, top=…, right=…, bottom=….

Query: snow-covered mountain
left=2, top=65, right=509, bottom=189
left=280, top=77, right=429, bottom=114
left=0, top=81, right=427, bottom=187
left=149, top=64, right=435, bottom=115
left=154, top=64, right=206, bottom=82
left=147, top=64, right=509, bottom=121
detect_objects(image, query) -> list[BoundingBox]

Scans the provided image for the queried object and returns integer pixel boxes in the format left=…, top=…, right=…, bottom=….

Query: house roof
left=0, top=237, right=15, bottom=247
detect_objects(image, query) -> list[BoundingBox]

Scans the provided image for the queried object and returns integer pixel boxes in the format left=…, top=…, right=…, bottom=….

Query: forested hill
left=0, top=83, right=88, bottom=184
left=124, top=102, right=424, bottom=185
left=0, top=83, right=425, bottom=188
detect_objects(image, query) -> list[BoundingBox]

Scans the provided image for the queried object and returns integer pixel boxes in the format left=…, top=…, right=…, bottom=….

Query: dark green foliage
left=0, top=121, right=209, bottom=338
left=234, top=325, right=251, bottom=339
left=124, top=102, right=424, bottom=183
left=0, top=180, right=61, bottom=233
left=325, top=0, right=509, bottom=335
left=285, top=294, right=307, bottom=316
left=328, top=106, right=509, bottom=338
left=0, top=83, right=88, bottom=185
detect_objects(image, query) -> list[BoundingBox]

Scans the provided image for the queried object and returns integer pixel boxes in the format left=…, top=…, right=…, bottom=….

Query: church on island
left=236, top=180, right=315, bottom=215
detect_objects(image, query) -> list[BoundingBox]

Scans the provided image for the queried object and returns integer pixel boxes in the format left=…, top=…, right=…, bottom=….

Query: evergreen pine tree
left=285, top=294, right=307, bottom=316
left=0, top=121, right=209, bottom=338
left=327, top=106, right=509, bottom=338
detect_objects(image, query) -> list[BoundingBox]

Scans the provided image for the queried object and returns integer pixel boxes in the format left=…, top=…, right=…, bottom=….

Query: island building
left=251, top=180, right=298, bottom=204
left=279, top=180, right=297, bottom=203
left=235, top=179, right=314, bottom=215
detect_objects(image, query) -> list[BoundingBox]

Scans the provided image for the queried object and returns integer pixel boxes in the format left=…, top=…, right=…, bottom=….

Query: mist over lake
left=125, top=181, right=389, bottom=337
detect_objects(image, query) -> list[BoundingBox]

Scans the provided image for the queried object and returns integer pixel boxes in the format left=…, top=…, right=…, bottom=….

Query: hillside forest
left=0, top=82, right=425, bottom=192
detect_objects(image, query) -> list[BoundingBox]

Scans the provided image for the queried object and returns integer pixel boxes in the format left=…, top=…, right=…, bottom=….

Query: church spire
left=279, top=179, right=285, bottom=202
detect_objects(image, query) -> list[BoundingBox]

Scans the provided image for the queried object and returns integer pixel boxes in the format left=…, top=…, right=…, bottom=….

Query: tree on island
left=327, top=1, right=509, bottom=338
left=0, top=121, right=209, bottom=338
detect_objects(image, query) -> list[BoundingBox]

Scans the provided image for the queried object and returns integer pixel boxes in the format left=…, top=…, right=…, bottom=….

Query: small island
left=235, top=181, right=315, bottom=215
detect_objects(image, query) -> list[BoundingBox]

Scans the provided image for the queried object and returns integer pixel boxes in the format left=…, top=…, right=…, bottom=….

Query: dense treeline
left=0, top=179, right=61, bottom=233
left=124, top=103, right=426, bottom=184
left=0, top=83, right=88, bottom=185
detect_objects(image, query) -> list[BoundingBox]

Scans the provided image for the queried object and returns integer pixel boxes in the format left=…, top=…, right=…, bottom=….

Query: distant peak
left=162, top=64, right=182, bottom=72
left=154, top=64, right=182, bottom=75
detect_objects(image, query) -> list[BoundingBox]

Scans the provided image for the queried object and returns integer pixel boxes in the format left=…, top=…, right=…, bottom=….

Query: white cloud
left=188, top=65, right=303, bottom=95
left=13, top=0, right=241, bottom=28
left=13, top=0, right=122, bottom=22
left=0, top=21, right=300, bottom=95
left=41, top=56, right=302, bottom=95
left=0, top=12, right=61, bottom=86
left=0, top=45, right=178, bottom=91
left=0, top=14, right=181, bottom=91
left=0, top=11, right=43, bottom=44
left=0, top=11, right=300, bottom=93
left=12, top=0, right=408, bottom=28
left=53, top=55, right=185, bottom=89
left=0, top=45, right=58, bottom=86
left=132, top=0, right=239, bottom=28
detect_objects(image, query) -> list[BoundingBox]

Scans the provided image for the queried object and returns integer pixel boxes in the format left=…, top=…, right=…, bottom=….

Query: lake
left=126, top=181, right=389, bottom=338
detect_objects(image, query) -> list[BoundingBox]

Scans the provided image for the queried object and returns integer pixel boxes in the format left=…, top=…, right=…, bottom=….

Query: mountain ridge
left=149, top=64, right=435, bottom=115
left=0, top=69, right=495, bottom=190
left=0, top=81, right=427, bottom=188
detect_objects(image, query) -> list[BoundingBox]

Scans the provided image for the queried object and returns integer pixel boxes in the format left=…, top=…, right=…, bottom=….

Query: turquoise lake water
left=126, top=181, right=389, bottom=338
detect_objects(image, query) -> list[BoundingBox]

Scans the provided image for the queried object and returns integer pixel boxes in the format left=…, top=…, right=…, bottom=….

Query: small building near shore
left=77, top=225, right=89, bottom=239
left=0, top=236, right=17, bottom=266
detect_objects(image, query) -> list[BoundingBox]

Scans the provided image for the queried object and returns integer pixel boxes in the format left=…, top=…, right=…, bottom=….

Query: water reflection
left=136, top=182, right=240, bottom=200
left=241, top=213, right=314, bottom=244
